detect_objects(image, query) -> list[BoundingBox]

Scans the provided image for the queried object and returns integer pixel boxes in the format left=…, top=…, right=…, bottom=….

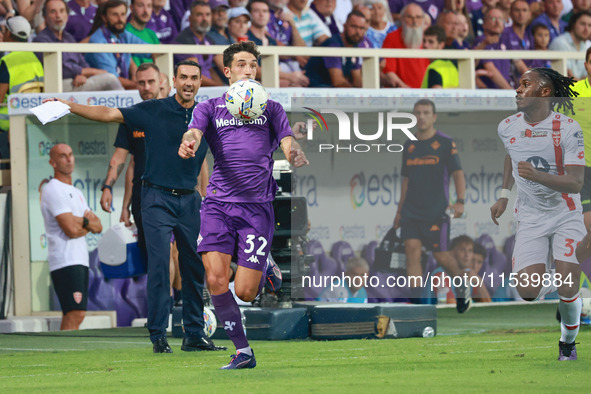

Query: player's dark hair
left=451, top=235, right=473, bottom=250
left=424, top=25, right=446, bottom=44
left=530, top=67, right=579, bottom=114
left=88, top=0, right=128, bottom=36
left=42, top=0, right=69, bottom=18
left=190, top=0, right=210, bottom=12
left=223, top=41, right=260, bottom=68
left=137, top=63, right=160, bottom=74
left=174, top=60, right=202, bottom=77
left=473, top=243, right=487, bottom=259
left=414, top=99, right=436, bottom=114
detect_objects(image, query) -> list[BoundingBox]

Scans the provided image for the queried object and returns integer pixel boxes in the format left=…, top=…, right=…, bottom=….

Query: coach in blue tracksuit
left=50, top=60, right=226, bottom=353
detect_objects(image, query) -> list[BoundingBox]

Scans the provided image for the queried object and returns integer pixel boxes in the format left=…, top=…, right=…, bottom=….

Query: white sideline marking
left=0, top=347, right=82, bottom=352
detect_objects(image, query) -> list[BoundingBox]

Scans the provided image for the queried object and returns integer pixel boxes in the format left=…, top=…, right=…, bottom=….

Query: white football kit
left=498, top=111, right=586, bottom=271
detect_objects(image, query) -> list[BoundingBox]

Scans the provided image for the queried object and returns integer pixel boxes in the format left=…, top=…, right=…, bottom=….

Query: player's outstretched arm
left=179, top=128, right=203, bottom=159
left=518, top=162, right=584, bottom=194
left=490, top=154, right=514, bottom=225
left=281, top=136, right=309, bottom=168
left=43, top=98, right=124, bottom=123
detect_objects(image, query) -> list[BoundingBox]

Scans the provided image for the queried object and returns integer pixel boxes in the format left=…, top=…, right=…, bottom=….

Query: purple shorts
left=197, top=199, right=274, bottom=272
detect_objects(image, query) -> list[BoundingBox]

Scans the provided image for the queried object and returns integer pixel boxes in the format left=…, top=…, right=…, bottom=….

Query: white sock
left=237, top=346, right=252, bottom=356
left=559, top=293, right=582, bottom=344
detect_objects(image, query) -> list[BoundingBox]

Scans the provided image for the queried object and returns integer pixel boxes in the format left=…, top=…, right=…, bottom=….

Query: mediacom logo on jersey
left=303, top=108, right=418, bottom=153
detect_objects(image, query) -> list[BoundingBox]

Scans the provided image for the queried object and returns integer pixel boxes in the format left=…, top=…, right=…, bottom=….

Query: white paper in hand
left=29, top=100, right=71, bottom=125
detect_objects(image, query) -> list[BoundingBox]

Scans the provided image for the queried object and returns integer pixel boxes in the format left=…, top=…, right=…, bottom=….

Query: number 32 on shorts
left=244, top=234, right=268, bottom=256
left=564, top=238, right=581, bottom=257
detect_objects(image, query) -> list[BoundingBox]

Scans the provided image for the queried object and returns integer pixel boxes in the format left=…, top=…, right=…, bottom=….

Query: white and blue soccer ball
left=203, top=307, right=217, bottom=337
left=225, top=78, right=268, bottom=121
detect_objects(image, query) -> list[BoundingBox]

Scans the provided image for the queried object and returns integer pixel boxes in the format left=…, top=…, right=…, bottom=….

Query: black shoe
left=455, top=277, right=472, bottom=314
left=181, top=335, right=227, bottom=352
left=153, top=337, right=173, bottom=353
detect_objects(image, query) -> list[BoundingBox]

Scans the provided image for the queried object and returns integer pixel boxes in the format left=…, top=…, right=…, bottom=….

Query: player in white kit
left=490, top=68, right=585, bottom=361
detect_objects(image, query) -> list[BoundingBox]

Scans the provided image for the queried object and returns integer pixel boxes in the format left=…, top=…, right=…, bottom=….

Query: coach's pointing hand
left=178, top=140, right=196, bottom=159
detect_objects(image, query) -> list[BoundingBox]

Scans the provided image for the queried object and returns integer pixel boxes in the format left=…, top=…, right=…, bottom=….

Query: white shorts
left=512, top=210, right=585, bottom=273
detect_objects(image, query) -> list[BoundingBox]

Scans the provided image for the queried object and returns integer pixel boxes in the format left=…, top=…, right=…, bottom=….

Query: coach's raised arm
left=42, top=97, right=125, bottom=124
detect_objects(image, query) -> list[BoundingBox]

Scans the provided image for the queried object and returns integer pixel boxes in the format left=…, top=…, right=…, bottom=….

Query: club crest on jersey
left=521, top=129, right=547, bottom=138
left=552, top=130, right=561, bottom=146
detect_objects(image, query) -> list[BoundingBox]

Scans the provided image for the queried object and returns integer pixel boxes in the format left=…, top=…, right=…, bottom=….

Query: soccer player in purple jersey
left=178, top=41, right=308, bottom=370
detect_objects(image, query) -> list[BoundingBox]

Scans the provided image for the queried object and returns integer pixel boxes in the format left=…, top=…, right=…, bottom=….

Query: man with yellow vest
left=421, top=26, right=459, bottom=89
left=0, top=16, right=44, bottom=132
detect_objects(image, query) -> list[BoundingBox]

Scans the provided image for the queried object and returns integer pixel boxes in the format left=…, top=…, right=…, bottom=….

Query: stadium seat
left=304, top=239, right=341, bottom=300
left=121, top=275, right=148, bottom=319
left=362, top=241, right=378, bottom=270
left=330, top=241, right=355, bottom=272
left=475, top=234, right=496, bottom=252
left=366, top=272, right=410, bottom=303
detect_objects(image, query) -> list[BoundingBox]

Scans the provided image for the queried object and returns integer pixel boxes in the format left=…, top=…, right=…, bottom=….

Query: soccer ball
left=203, top=307, right=217, bottom=337
left=225, top=78, right=268, bottom=121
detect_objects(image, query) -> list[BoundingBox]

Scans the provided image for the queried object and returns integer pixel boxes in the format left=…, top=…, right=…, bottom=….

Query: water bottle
left=422, top=326, right=435, bottom=338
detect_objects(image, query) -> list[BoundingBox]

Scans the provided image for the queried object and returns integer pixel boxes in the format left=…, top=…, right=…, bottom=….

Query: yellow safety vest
left=570, top=78, right=591, bottom=166
left=421, top=60, right=459, bottom=89
left=0, top=51, right=44, bottom=131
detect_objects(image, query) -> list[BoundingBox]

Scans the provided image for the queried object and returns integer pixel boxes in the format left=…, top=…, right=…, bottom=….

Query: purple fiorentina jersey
left=65, top=1, right=97, bottom=42
left=146, top=9, right=178, bottom=44
left=188, top=96, right=293, bottom=203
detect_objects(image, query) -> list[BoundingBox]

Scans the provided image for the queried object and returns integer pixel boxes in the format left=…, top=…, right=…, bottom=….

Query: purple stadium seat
left=479, top=248, right=508, bottom=295
left=475, top=234, right=495, bottom=252
left=304, top=239, right=342, bottom=299
left=330, top=241, right=355, bottom=272
left=362, top=241, right=378, bottom=270
left=122, top=275, right=148, bottom=318
left=112, top=278, right=140, bottom=327
left=366, top=272, right=411, bottom=303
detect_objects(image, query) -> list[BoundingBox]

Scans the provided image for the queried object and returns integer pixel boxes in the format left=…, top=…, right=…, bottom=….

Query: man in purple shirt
left=169, top=0, right=192, bottom=31
left=65, top=0, right=97, bottom=42
left=36, top=0, right=122, bottom=91
left=146, top=0, right=178, bottom=44
left=174, top=1, right=224, bottom=86
left=472, top=8, right=512, bottom=89
left=528, top=0, right=567, bottom=43
left=179, top=42, right=308, bottom=370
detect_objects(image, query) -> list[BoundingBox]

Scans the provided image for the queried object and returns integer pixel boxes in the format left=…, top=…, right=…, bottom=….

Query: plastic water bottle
left=422, top=326, right=435, bottom=338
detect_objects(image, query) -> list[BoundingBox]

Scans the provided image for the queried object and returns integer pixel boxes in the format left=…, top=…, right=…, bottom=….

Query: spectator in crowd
left=421, top=25, right=459, bottom=88
left=174, top=1, right=224, bottom=86
left=562, top=0, right=591, bottom=23
left=549, top=10, right=591, bottom=80
left=246, top=0, right=308, bottom=86
left=229, top=0, right=247, bottom=5
left=457, top=11, right=474, bottom=46
left=470, top=0, right=498, bottom=37
left=0, top=16, right=43, bottom=132
left=318, top=257, right=369, bottom=303
left=497, top=0, right=512, bottom=24
left=146, top=0, right=178, bottom=44
left=438, top=9, right=462, bottom=48
left=86, top=0, right=147, bottom=89
left=160, top=71, right=171, bottom=96
left=126, top=0, right=159, bottom=66
left=504, top=0, right=533, bottom=50
left=529, top=0, right=567, bottom=43
left=206, top=0, right=230, bottom=44
left=65, top=0, right=98, bottom=42
left=287, top=0, right=331, bottom=47
left=452, top=238, right=491, bottom=302
left=41, top=144, right=102, bottom=330
left=34, top=0, right=123, bottom=92
left=526, top=24, right=552, bottom=68
left=310, top=0, right=341, bottom=36
left=365, top=0, right=397, bottom=49
left=169, top=0, right=192, bottom=31
left=472, top=7, right=513, bottom=89
left=227, top=6, right=250, bottom=42
left=305, top=9, right=368, bottom=87
left=389, top=0, right=444, bottom=23
left=382, top=3, right=430, bottom=88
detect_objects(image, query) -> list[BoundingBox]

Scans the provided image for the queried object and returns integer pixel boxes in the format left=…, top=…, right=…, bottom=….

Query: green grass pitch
left=0, top=303, right=589, bottom=393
